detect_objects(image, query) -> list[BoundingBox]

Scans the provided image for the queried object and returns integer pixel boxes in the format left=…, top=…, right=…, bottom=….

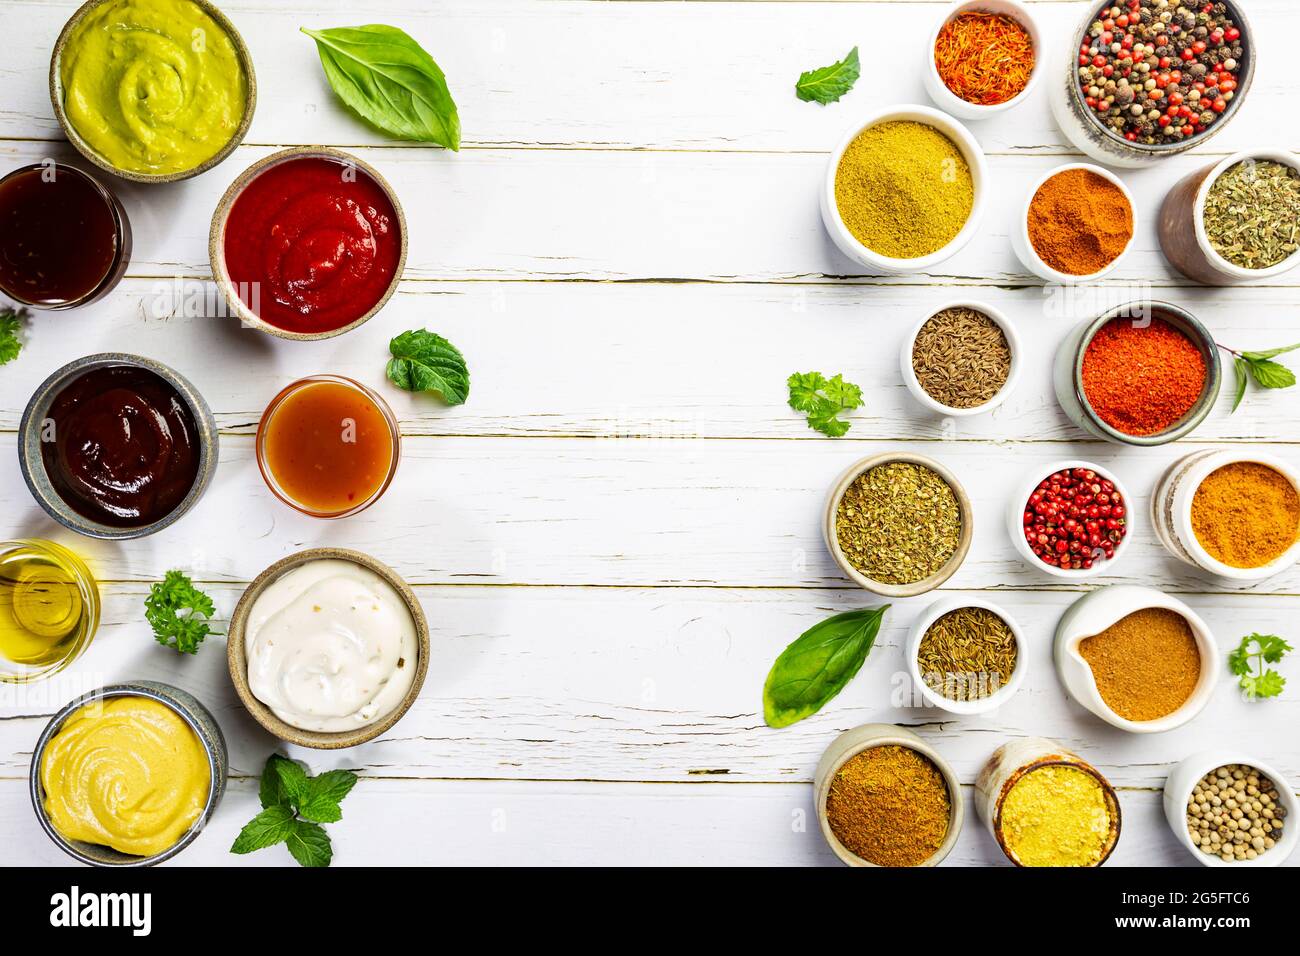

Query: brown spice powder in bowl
left=825, top=744, right=951, bottom=867
left=1191, top=462, right=1300, bottom=569
left=1079, top=607, right=1200, bottom=722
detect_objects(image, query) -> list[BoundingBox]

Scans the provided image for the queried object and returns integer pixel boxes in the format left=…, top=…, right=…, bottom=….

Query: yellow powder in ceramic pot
left=833, top=120, right=974, bottom=259
left=998, top=764, right=1115, bottom=867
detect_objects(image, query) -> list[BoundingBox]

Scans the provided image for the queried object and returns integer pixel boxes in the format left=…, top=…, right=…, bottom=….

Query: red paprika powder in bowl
left=1053, top=301, right=1221, bottom=446
left=1011, top=163, right=1135, bottom=283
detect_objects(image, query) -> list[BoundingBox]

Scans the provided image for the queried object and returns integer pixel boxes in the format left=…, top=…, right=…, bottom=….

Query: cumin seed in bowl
left=902, top=303, right=1021, bottom=416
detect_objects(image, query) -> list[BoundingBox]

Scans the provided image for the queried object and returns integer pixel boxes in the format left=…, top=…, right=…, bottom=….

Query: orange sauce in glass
left=260, top=379, right=396, bottom=516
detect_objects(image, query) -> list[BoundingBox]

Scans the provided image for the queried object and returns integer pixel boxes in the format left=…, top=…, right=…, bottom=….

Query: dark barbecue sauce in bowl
left=40, top=365, right=200, bottom=528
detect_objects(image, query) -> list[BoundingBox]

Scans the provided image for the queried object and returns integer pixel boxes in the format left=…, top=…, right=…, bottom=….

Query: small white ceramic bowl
left=906, top=596, right=1026, bottom=716
left=1007, top=459, right=1135, bottom=580
left=820, top=104, right=989, bottom=275
left=1054, top=586, right=1219, bottom=734
left=1010, top=163, right=1137, bottom=284
left=814, top=723, right=964, bottom=867
left=1164, top=752, right=1299, bottom=867
left=923, top=0, right=1042, bottom=121
left=900, top=300, right=1022, bottom=417
left=1151, top=449, right=1300, bottom=583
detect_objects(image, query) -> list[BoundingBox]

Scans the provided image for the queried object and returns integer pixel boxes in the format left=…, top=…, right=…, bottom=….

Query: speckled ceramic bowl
left=208, top=146, right=409, bottom=341
left=49, top=0, right=257, bottom=184
left=228, top=548, right=430, bottom=749
left=30, top=681, right=228, bottom=866
left=823, top=452, right=974, bottom=598
left=18, top=353, right=218, bottom=539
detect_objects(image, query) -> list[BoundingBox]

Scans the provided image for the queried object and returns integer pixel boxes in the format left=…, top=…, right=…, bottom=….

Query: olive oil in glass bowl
left=0, top=540, right=100, bottom=682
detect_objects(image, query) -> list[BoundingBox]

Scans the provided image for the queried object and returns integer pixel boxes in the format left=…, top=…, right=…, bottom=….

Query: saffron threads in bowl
left=1081, top=317, right=1207, bottom=437
left=934, top=12, right=1035, bottom=107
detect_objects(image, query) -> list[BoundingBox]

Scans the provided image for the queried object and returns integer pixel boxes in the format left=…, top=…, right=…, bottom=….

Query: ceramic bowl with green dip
left=50, top=0, right=256, bottom=183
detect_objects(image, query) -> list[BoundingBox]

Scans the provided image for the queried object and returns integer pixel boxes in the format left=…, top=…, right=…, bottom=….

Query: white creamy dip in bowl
left=228, top=549, right=429, bottom=749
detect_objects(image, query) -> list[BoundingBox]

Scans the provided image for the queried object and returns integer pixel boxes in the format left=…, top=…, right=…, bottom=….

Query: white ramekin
left=1151, top=449, right=1300, bottom=583
left=922, top=0, right=1043, bottom=121
left=1164, top=752, right=1299, bottom=868
left=1010, top=162, right=1136, bottom=284
left=1054, top=586, right=1219, bottom=734
left=900, top=299, right=1022, bottom=417
left=906, top=596, right=1026, bottom=716
left=1007, top=459, right=1135, bottom=580
left=820, top=104, right=989, bottom=275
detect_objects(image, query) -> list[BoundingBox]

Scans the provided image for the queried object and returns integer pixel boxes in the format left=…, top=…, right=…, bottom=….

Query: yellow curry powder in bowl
left=1078, top=607, right=1201, bottom=723
left=998, top=764, right=1116, bottom=867
left=825, top=744, right=951, bottom=867
left=834, top=121, right=974, bottom=260
left=1191, top=462, right=1300, bottom=569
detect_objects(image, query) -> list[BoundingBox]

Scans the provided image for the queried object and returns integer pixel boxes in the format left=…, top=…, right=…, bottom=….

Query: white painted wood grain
left=3, top=0, right=1296, bottom=156
left=2, top=280, right=1298, bottom=443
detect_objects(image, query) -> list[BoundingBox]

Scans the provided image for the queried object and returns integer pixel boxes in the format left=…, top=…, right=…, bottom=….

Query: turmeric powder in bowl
left=998, top=764, right=1116, bottom=867
left=1191, top=462, right=1300, bottom=569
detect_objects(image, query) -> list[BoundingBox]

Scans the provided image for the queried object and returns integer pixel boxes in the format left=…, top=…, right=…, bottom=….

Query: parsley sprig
left=787, top=371, right=863, bottom=437
left=232, top=755, right=358, bottom=867
left=1221, top=341, right=1300, bottom=412
left=1228, top=633, right=1292, bottom=700
left=144, top=570, right=220, bottom=654
left=0, top=307, right=26, bottom=366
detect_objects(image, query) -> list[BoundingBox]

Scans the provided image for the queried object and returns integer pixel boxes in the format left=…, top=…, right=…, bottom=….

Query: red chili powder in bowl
left=1081, top=317, right=1207, bottom=437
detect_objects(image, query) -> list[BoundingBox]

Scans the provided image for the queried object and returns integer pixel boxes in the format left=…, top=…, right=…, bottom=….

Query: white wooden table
left=2, top=0, right=1298, bottom=866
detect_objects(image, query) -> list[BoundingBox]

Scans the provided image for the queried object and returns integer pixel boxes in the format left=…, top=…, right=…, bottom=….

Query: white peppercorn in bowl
left=1163, top=751, right=1298, bottom=867
left=900, top=300, right=1022, bottom=417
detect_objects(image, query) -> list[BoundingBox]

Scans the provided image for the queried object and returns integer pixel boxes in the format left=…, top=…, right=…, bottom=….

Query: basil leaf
left=763, top=606, right=889, bottom=728
left=285, top=820, right=333, bottom=867
left=302, top=25, right=460, bottom=150
left=1242, top=342, right=1300, bottom=361
left=1248, top=358, right=1297, bottom=390
left=795, top=47, right=860, bottom=105
left=230, top=805, right=296, bottom=854
left=1232, top=356, right=1250, bottom=413
left=387, top=329, right=470, bottom=405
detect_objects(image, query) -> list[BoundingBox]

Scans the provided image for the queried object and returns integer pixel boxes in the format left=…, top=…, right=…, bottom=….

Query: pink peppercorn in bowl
left=1006, top=460, right=1135, bottom=579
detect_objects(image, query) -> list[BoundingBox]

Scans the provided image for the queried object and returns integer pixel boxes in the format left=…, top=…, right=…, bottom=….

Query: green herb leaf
left=266, top=755, right=310, bottom=810
left=1230, top=633, right=1291, bottom=700
left=1258, top=634, right=1294, bottom=664
left=1241, top=342, right=1300, bottom=362
left=296, top=769, right=359, bottom=823
left=0, top=308, right=25, bottom=365
left=1248, top=358, right=1297, bottom=390
left=387, top=329, right=470, bottom=405
left=1231, top=356, right=1250, bottom=413
left=144, top=570, right=219, bottom=655
left=763, top=606, right=889, bottom=728
left=302, top=25, right=460, bottom=150
left=786, top=371, right=863, bottom=437
left=231, top=805, right=297, bottom=854
left=795, top=47, right=860, bottom=105
left=286, top=820, right=333, bottom=867
left=1243, top=669, right=1287, bottom=699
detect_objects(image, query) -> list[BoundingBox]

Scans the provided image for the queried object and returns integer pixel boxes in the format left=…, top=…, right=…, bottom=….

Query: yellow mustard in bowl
left=59, top=0, right=248, bottom=176
left=40, top=696, right=210, bottom=857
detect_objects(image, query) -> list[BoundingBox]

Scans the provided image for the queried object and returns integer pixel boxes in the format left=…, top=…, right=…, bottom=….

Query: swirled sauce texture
left=245, top=560, right=418, bottom=732
left=41, top=364, right=200, bottom=528
left=41, top=696, right=210, bottom=857
left=59, top=0, right=248, bottom=176
left=223, top=157, right=401, bottom=334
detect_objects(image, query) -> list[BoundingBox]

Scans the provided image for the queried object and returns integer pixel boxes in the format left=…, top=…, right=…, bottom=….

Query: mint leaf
left=0, top=308, right=24, bottom=365
left=387, top=329, right=470, bottom=405
left=144, top=570, right=219, bottom=655
left=267, top=755, right=309, bottom=809
left=1232, top=356, right=1250, bottom=413
left=795, top=47, right=860, bottom=105
left=1248, top=358, right=1296, bottom=390
left=286, top=820, right=333, bottom=867
left=787, top=370, right=862, bottom=436
left=1242, top=342, right=1300, bottom=361
left=297, top=769, right=359, bottom=823
left=231, top=805, right=297, bottom=854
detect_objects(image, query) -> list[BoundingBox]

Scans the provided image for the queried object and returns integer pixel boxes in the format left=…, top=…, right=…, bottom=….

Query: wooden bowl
left=227, top=548, right=429, bottom=749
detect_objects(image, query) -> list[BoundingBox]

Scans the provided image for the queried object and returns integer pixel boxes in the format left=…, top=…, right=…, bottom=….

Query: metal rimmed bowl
left=227, top=548, right=430, bottom=750
left=17, top=353, right=219, bottom=540
left=30, top=681, right=228, bottom=866
left=823, top=452, right=973, bottom=598
left=49, top=0, right=257, bottom=184
left=1048, top=0, right=1254, bottom=168
left=1052, top=301, right=1222, bottom=446
left=208, top=146, right=409, bottom=341
left=814, top=723, right=964, bottom=868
